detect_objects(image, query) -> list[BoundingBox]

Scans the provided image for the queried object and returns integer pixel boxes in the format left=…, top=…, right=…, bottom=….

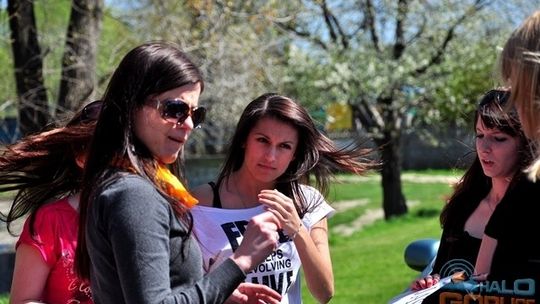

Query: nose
left=176, top=115, right=194, bottom=130
left=264, top=146, right=277, bottom=161
left=477, top=138, right=491, bottom=153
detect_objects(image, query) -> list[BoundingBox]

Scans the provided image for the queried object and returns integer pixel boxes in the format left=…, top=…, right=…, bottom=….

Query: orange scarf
left=155, top=163, right=198, bottom=208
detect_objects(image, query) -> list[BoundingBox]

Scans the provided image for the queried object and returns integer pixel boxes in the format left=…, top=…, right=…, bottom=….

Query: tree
left=277, top=0, right=526, bottom=219
left=112, top=0, right=292, bottom=154
left=6, top=0, right=103, bottom=135
left=7, top=0, right=49, bottom=135
left=57, top=0, right=104, bottom=115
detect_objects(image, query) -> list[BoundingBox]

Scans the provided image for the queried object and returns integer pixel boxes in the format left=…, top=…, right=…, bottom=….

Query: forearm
left=294, top=223, right=334, bottom=303
left=475, top=235, right=497, bottom=278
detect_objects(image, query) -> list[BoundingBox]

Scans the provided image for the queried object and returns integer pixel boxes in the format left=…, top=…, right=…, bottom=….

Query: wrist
left=229, top=255, right=251, bottom=274
left=289, top=222, right=303, bottom=240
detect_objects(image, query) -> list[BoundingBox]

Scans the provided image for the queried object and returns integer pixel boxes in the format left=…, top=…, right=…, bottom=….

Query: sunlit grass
left=301, top=171, right=456, bottom=303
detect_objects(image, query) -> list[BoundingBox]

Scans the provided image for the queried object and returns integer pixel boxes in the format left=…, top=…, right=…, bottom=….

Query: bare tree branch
left=365, top=0, right=381, bottom=52
left=319, top=0, right=349, bottom=49
left=274, top=22, right=328, bottom=50
left=393, top=0, right=409, bottom=59
left=414, top=0, right=489, bottom=75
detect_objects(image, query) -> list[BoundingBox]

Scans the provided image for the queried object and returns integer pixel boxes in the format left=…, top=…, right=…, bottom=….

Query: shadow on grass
left=414, top=208, right=440, bottom=218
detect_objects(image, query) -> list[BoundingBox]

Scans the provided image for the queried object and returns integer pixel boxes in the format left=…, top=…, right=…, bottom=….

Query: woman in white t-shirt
left=192, top=93, right=375, bottom=304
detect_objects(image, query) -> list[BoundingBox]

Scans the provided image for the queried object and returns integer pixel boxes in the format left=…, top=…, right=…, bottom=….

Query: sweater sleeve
left=90, top=175, right=245, bottom=304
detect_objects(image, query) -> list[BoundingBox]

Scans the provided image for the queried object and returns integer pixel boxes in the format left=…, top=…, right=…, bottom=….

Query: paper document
left=388, top=276, right=453, bottom=304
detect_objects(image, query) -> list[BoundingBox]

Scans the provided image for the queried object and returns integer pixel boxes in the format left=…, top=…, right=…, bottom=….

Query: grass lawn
left=0, top=171, right=458, bottom=303
left=301, top=172, right=456, bottom=303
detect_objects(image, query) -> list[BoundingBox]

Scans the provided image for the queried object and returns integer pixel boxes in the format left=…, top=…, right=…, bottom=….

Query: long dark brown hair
left=0, top=101, right=100, bottom=236
left=440, top=89, right=533, bottom=232
left=75, top=41, right=204, bottom=280
left=217, top=93, right=375, bottom=217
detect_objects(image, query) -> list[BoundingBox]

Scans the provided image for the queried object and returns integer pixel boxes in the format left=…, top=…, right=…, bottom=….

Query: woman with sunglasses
left=74, top=42, right=282, bottom=304
left=191, top=93, right=375, bottom=304
left=408, top=89, right=533, bottom=303
left=473, top=11, right=540, bottom=302
left=1, top=100, right=101, bottom=303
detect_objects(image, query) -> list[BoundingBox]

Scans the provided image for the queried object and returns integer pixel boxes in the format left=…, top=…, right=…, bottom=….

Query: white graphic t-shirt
left=191, top=185, right=335, bottom=304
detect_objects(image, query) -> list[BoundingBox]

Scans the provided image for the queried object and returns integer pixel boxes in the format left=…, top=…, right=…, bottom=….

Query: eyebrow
left=252, top=132, right=297, bottom=144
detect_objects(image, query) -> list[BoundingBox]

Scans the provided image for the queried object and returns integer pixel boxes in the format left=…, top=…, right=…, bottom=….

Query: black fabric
left=484, top=175, right=540, bottom=303
left=208, top=181, right=222, bottom=208
left=422, top=231, right=481, bottom=304
left=431, top=231, right=481, bottom=276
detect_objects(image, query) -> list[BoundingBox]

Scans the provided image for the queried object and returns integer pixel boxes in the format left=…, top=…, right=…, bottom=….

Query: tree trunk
left=57, top=0, right=104, bottom=115
left=7, top=0, right=49, bottom=136
left=374, top=130, right=408, bottom=219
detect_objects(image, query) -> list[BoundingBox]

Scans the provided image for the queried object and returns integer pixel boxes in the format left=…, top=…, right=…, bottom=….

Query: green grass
left=301, top=171, right=457, bottom=304
left=0, top=170, right=457, bottom=303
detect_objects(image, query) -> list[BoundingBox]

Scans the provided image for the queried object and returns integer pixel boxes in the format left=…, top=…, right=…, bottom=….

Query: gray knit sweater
left=86, top=174, right=245, bottom=303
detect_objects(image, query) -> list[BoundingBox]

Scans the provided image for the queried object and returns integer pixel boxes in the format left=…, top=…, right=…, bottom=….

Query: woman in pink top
left=0, top=100, right=101, bottom=303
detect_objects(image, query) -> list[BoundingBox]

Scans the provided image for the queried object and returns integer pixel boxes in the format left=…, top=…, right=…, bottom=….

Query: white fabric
left=191, top=185, right=335, bottom=304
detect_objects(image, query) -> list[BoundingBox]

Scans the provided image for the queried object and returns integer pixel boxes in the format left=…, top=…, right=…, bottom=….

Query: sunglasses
left=153, top=98, right=206, bottom=128
left=81, top=100, right=103, bottom=122
left=478, top=89, right=510, bottom=107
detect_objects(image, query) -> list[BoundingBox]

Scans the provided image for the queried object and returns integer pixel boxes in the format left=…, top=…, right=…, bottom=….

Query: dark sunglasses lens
left=162, top=100, right=190, bottom=122
left=192, top=107, right=206, bottom=127
left=480, top=90, right=509, bottom=106
left=82, top=100, right=103, bottom=121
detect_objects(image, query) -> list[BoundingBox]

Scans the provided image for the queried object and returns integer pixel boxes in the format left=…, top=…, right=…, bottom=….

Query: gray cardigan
left=86, top=174, right=245, bottom=303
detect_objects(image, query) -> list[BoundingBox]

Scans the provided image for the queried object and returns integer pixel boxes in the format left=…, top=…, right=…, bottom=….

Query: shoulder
left=501, top=176, right=540, bottom=205
left=96, top=174, right=168, bottom=214
left=191, top=183, right=214, bottom=207
left=33, top=197, right=74, bottom=220
left=299, top=184, right=325, bottom=201
left=101, top=174, right=158, bottom=198
left=18, top=198, right=74, bottom=248
left=298, top=184, right=335, bottom=224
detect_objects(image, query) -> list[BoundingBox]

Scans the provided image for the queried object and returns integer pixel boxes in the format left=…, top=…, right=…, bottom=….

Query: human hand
left=411, top=274, right=440, bottom=291
left=231, top=211, right=280, bottom=273
left=259, top=189, right=302, bottom=238
left=225, top=282, right=282, bottom=304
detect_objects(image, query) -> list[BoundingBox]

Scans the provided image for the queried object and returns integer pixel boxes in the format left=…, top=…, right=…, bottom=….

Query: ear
left=75, top=152, right=87, bottom=169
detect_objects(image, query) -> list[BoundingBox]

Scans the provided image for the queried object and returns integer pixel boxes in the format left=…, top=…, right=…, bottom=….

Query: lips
left=258, top=163, right=276, bottom=170
left=168, top=136, right=185, bottom=144
left=481, top=159, right=494, bottom=168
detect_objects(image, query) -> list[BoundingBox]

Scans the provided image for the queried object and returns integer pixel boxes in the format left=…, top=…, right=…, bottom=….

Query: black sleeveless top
left=208, top=182, right=222, bottom=208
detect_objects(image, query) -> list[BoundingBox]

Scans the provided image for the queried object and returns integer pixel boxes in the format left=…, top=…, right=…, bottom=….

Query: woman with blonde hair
left=475, top=10, right=540, bottom=303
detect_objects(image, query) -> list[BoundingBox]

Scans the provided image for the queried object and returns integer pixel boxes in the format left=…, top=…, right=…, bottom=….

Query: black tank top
left=208, top=182, right=222, bottom=208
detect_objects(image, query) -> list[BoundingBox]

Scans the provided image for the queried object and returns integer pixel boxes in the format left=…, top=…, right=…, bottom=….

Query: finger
left=270, top=189, right=292, bottom=201
left=258, top=194, right=284, bottom=208
left=425, top=275, right=434, bottom=287
left=259, top=190, right=293, bottom=207
left=256, top=293, right=281, bottom=304
left=263, top=208, right=286, bottom=224
left=252, top=211, right=281, bottom=228
left=242, top=283, right=281, bottom=297
left=259, top=197, right=285, bottom=212
left=411, top=279, right=424, bottom=291
left=416, top=278, right=428, bottom=290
